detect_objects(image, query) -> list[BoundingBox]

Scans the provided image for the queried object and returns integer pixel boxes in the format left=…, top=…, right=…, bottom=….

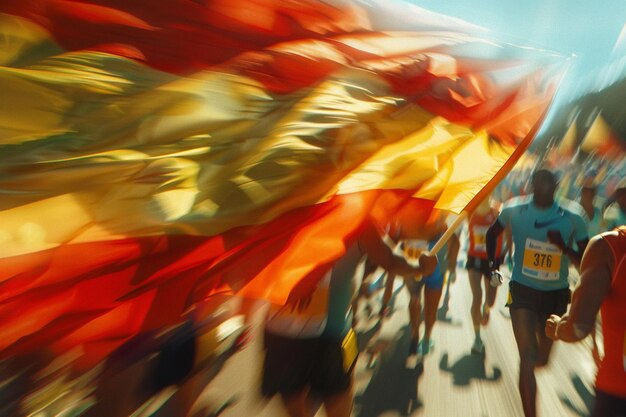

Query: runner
left=465, top=196, right=508, bottom=354
left=545, top=225, right=626, bottom=417
left=579, top=177, right=606, bottom=238
left=261, top=217, right=437, bottom=417
left=402, top=211, right=459, bottom=367
left=486, top=169, right=589, bottom=417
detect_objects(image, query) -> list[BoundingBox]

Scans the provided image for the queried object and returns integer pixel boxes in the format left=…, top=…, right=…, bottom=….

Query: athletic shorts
left=591, top=390, right=626, bottom=417
left=403, top=271, right=443, bottom=292
left=149, top=321, right=196, bottom=393
left=261, top=330, right=356, bottom=398
left=506, top=281, right=570, bottom=316
left=465, top=255, right=504, bottom=276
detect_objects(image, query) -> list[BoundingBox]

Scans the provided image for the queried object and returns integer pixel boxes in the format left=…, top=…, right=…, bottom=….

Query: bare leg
left=423, top=286, right=443, bottom=343
left=380, top=273, right=395, bottom=316
left=535, top=316, right=555, bottom=368
left=404, top=278, right=422, bottom=342
left=484, top=274, right=498, bottom=309
left=408, top=294, right=421, bottom=341
left=482, top=273, right=497, bottom=325
left=468, top=269, right=483, bottom=332
left=510, top=308, right=540, bottom=417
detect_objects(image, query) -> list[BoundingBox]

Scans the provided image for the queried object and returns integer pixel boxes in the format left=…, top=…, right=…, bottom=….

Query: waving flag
left=0, top=0, right=565, bottom=367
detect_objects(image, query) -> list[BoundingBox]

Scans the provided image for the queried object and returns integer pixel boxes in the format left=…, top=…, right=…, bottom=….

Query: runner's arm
left=486, top=220, right=505, bottom=270
left=359, top=220, right=437, bottom=277
left=547, top=231, right=588, bottom=270
left=545, top=235, right=613, bottom=342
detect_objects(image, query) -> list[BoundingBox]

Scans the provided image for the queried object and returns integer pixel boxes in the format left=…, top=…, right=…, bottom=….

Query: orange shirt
left=468, top=208, right=502, bottom=259
left=596, top=225, right=626, bottom=397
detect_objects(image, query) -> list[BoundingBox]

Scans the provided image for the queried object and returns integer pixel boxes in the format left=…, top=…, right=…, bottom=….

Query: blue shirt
left=497, top=196, right=588, bottom=290
left=586, top=205, right=604, bottom=238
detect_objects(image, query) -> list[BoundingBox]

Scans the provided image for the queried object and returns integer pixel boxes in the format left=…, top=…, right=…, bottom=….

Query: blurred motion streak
left=0, top=1, right=565, bottom=414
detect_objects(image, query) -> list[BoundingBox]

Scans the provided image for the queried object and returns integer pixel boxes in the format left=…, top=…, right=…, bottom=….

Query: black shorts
left=261, top=330, right=356, bottom=398
left=148, top=321, right=196, bottom=393
left=506, top=281, right=570, bottom=316
left=465, top=255, right=505, bottom=276
left=591, top=390, right=626, bottom=417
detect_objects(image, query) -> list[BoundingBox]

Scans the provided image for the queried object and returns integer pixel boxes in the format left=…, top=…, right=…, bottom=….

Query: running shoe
left=417, top=339, right=434, bottom=356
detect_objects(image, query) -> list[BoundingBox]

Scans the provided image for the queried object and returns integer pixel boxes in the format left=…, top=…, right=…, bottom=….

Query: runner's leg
left=380, top=273, right=395, bottom=317
left=511, top=307, right=540, bottom=417
left=423, top=286, right=443, bottom=351
left=404, top=278, right=421, bottom=353
left=535, top=314, right=555, bottom=367
left=482, top=272, right=497, bottom=325
left=468, top=269, right=483, bottom=333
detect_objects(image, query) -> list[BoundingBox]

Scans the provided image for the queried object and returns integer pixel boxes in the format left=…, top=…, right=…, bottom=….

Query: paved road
left=204, top=264, right=597, bottom=417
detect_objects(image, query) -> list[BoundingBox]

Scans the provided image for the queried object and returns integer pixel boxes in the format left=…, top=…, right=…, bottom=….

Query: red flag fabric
left=0, top=0, right=565, bottom=367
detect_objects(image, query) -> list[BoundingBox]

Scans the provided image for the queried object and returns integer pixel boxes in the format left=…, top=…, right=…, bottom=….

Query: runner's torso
left=468, top=208, right=502, bottom=259
left=498, top=196, right=587, bottom=290
left=265, top=243, right=361, bottom=339
left=597, top=226, right=626, bottom=397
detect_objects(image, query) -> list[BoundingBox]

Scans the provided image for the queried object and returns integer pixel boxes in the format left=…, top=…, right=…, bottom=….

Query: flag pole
left=426, top=210, right=468, bottom=256
left=425, top=65, right=562, bottom=259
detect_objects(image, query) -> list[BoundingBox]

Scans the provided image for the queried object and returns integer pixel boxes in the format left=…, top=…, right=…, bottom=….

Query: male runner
left=546, top=226, right=626, bottom=417
left=486, top=169, right=589, bottom=417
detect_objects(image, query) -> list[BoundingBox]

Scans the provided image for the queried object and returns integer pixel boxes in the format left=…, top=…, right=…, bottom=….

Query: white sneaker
left=471, top=337, right=485, bottom=355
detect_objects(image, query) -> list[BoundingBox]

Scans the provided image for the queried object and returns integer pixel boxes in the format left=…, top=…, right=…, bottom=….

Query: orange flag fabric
left=0, top=0, right=565, bottom=366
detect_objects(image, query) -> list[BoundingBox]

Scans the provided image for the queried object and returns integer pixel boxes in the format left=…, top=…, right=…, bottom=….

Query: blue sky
left=409, top=0, right=626, bottom=104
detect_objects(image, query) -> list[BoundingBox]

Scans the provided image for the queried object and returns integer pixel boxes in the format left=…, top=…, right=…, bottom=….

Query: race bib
left=472, top=225, right=488, bottom=253
left=403, top=239, right=429, bottom=261
left=522, top=238, right=562, bottom=281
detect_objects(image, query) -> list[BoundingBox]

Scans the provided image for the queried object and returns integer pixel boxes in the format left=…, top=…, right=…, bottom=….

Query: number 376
left=533, top=253, right=552, bottom=268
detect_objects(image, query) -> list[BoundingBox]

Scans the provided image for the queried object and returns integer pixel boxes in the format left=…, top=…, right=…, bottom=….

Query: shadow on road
left=355, top=326, right=424, bottom=417
left=437, top=277, right=462, bottom=326
left=439, top=352, right=502, bottom=386
left=560, top=373, right=594, bottom=417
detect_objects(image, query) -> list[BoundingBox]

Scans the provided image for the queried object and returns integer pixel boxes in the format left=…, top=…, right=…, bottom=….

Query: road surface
left=203, top=263, right=597, bottom=417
